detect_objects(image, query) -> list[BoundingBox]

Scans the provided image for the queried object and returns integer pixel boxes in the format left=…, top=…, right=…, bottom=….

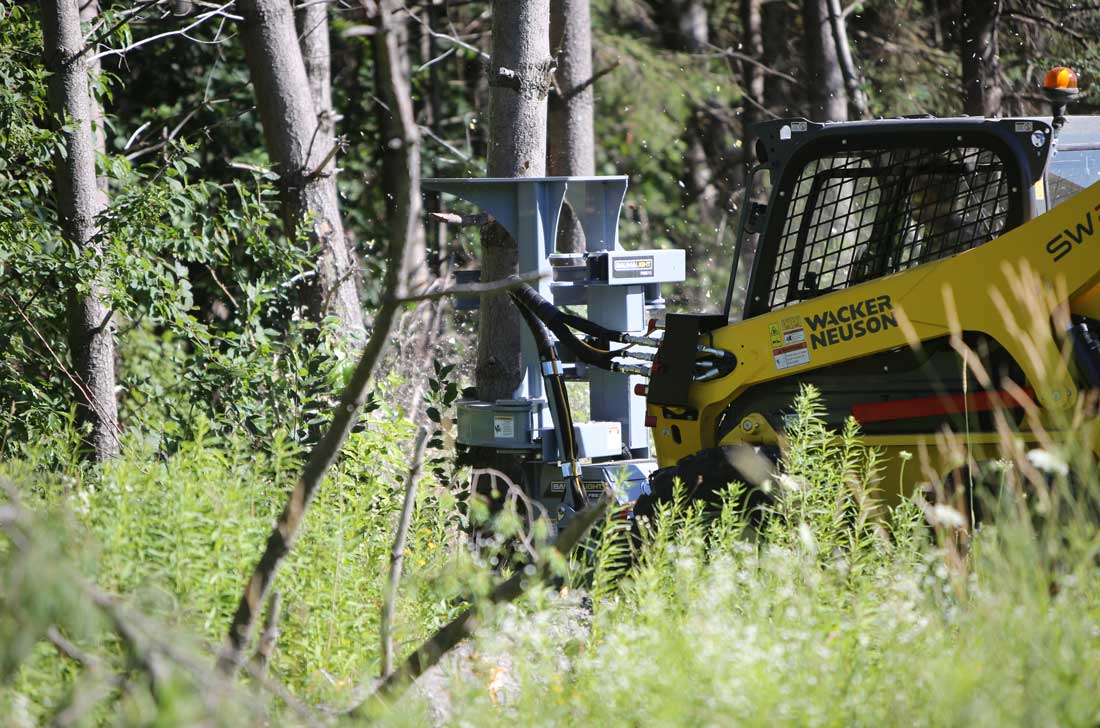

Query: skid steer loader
left=430, top=67, right=1100, bottom=529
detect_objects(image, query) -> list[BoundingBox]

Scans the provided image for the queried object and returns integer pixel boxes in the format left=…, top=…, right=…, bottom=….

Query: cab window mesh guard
left=766, top=144, right=1012, bottom=309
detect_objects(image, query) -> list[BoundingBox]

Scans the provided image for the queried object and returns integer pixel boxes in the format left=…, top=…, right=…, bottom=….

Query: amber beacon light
left=1043, top=66, right=1080, bottom=129
left=1044, top=66, right=1079, bottom=92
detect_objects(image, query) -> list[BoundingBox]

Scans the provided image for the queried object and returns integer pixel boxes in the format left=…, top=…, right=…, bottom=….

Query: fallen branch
left=47, top=627, right=103, bottom=671
left=349, top=491, right=613, bottom=715
left=46, top=626, right=126, bottom=727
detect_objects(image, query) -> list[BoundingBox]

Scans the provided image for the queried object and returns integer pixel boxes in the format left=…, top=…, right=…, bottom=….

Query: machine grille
left=766, top=144, right=1012, bottom=309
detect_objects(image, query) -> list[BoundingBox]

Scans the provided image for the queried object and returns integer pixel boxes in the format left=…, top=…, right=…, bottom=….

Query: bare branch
left=205, top=263, right=239, bottom=309
left=394, top=270, right=546, bottom=305
left=704, top=43, right=799, bottom=85
left=419, top=124, right=474, bottom=164
left=399, top=5, right=490, bottom=60
left=380, top=427, right=429, bottom=677
left=350, top=490, right=614, bottom=714
left=228, top=161, right=268, bottom=173
left=250, top=590, right=282, bottom=677
left=124, top=102, right=205, bottom=161
left=83, top=0, right=169, bottom=45
left=560, top=60, right=620, bottom=102
left=305, top=138, right=345, bottom=180
left=344, top=5, right=490, bottom=61
left=90, top=0, right=240, bottom=62
left=1028, top=0, right=1100, bottom=12
left=123, top=121, right=152, bottom=151
left=841, top=0, right=864, bottom=17
left=218, top=0, right=420, bottom=677
left=4, top=294, right=124, bottom=445
left=415, top=45, right=455, bottom=73
left=741, top=89, right=782, bottom=120
left=427, top=210, right=493, bottom=226
left=1001, top=10, right=1088, bottom=43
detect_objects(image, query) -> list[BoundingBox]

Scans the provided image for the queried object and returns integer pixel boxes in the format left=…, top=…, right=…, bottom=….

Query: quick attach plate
left=647, top=313, right=727, bottom=406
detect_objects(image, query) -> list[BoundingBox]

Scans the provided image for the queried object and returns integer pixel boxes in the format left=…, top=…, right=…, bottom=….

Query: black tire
left=633, top=445, right=776, bottom=528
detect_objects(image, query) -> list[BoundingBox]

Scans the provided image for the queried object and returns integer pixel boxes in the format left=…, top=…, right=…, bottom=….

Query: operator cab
left=732, top=116, right=1052, bottom=320
left=727, top=68, right=1098, bottom=323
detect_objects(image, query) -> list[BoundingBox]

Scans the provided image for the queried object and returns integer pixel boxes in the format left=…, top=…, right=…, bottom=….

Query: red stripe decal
left=851, top=388, right=1034, bottom=424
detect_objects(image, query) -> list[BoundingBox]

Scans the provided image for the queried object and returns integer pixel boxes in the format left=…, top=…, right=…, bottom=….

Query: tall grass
left=3, top=386, right=1100, bottom=726
left=0, top=395, right=475, bottom=723
left=375, top=386, right=1100, bottom=727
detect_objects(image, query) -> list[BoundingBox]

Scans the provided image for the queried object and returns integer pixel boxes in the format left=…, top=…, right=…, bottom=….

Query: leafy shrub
left=0, top=390, right=473, bottom=722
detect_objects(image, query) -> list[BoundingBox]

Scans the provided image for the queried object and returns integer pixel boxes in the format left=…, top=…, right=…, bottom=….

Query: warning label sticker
left=769, top=315, right=811, bottom=370
left=493, top=415, right=515, bottom=439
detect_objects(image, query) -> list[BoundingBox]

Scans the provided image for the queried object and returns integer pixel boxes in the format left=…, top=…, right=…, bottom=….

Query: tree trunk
left=237, top=0, right=365, bottom=339
left=659, top=0, right=709, bottom=52
left=41, top=0, right=120, bottom=461
left=371, top=4, right=428, bottom=296
left=372, top=0, right=423, bottom=301
left=960, top=0, right=1002, bottom=117
left=476, top=0, right=553, bottom=402
left=548, top=0, right=595, bottom=254
left=423, top=0, right=445, bottom=275
left=664, top=1, right=719, bottom=229
left=296, top=0, right=334, bottom=145
left=825, top=0, right=870, bottom=119
left=801, top=0, right=848, bottom=121
left=762, top=0, right=795, bottom=115
left=80, top=0, right=108, bottom=197
left=735, top=0, right=766, bottom=318
left=739, top=0, right=764, bottom=185
left=685, top=128, right=720, bottom=226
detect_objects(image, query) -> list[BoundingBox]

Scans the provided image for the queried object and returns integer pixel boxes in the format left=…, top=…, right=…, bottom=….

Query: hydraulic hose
left=510, top=279, right=736, bottom=386
left=509, top=283, right=617, bottom=368
left=513, top=299, right=587, bottom=509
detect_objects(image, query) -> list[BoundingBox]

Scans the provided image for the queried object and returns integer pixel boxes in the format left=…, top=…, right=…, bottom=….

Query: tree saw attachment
left=423, top=176, right=729, bottom=530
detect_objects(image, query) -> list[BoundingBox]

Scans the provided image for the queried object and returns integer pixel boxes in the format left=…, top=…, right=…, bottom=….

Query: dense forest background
left=2, top=0, right=1100, bottom=724
left=2, top=0, right=1098, bottom=455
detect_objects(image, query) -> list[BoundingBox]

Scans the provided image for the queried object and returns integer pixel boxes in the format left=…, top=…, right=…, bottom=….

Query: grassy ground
left=2, top=387, right=1099, bottom=726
